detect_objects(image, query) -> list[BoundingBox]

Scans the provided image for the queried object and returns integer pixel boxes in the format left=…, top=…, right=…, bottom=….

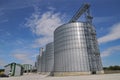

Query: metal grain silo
left=36, top=55, right=41, bottom=72
left=41, top=51, right=46, bottom=73
left=36, top=48, right=44, bottom=73
left=54, top=22, right=103, bottom=76
left=45, top=42, right=54, bottom=73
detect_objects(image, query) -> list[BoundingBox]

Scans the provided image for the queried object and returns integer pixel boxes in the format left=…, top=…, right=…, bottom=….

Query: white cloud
left=93, top=16, right=114, bottom=24
left=98, top=23, right=120, bottom=44
left=25, top=9, right=64, bottom=47
left=13, top=53, right=34, bottom=64
left=0, top=8, right=4, bottom=16
left=0, top=19, right=8, bottom=24
left=47, top=6, right=56, bottom=11
left=32, top=36, right=52, bottom=48
left=12, top=49, right=36, bottom=65
left=0, top=59, right=6, bottom=68
left=101, top=46, right=120, bottom=57
left=1, top=0, right=40, bottom=10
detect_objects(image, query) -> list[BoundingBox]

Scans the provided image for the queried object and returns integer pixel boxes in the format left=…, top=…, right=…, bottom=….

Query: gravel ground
left=0, top=73, right=120, bottom=80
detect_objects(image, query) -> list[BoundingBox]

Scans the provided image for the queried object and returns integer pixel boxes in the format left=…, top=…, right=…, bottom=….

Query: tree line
left=103, top=65, right=120, bottom=70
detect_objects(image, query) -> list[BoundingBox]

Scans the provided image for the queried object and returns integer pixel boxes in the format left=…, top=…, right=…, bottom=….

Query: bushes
left=0, top=69, right=4, bottom=75
left=103, top=65, right=120, bottom=70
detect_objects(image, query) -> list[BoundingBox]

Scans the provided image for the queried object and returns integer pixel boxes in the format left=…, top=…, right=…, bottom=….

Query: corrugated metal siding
left=15, top=65, right=21, bottom=76
left=23, top=64, right=32, bottom=71
left=4, top=66, right=11, bottom=75
left=41, top=51, right=46, bottom=72
left=38, top=56, right=42, bottom=72
left=36, top=55, right=40, bottom=72
left=54, top=22, right=103, bottom=72
left=45, top=42, right=54, bottom=72
left=4, top=63, right=23, bottom=76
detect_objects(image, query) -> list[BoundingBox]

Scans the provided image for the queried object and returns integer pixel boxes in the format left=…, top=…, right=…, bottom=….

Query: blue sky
left=0, top=0, right=120, bottom=69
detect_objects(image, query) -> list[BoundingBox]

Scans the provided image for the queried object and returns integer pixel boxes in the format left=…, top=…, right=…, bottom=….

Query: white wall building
left=4, top=62, right=23, bottom=76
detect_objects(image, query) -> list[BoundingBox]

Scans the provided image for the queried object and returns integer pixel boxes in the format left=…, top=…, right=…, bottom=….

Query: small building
left=22, top=64, right=32, bottom=73
left=4, top=62, right=23, bottom=76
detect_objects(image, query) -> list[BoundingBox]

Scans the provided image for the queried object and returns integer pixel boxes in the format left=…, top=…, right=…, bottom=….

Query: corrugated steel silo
left=37, top=55, right=41, bottom=72
left=45, top=42, right=54, bottom=72
left=54, top=22, right=103, bottom=76
left=36, top=48, right=44, bottom=73
left=41, top=51, right=46, bottom=72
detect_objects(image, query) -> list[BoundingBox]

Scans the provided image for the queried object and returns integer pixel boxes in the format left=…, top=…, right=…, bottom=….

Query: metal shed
left=4, top=62, right=23, bottom=76
left=22, top=64, right=32, bottom=73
